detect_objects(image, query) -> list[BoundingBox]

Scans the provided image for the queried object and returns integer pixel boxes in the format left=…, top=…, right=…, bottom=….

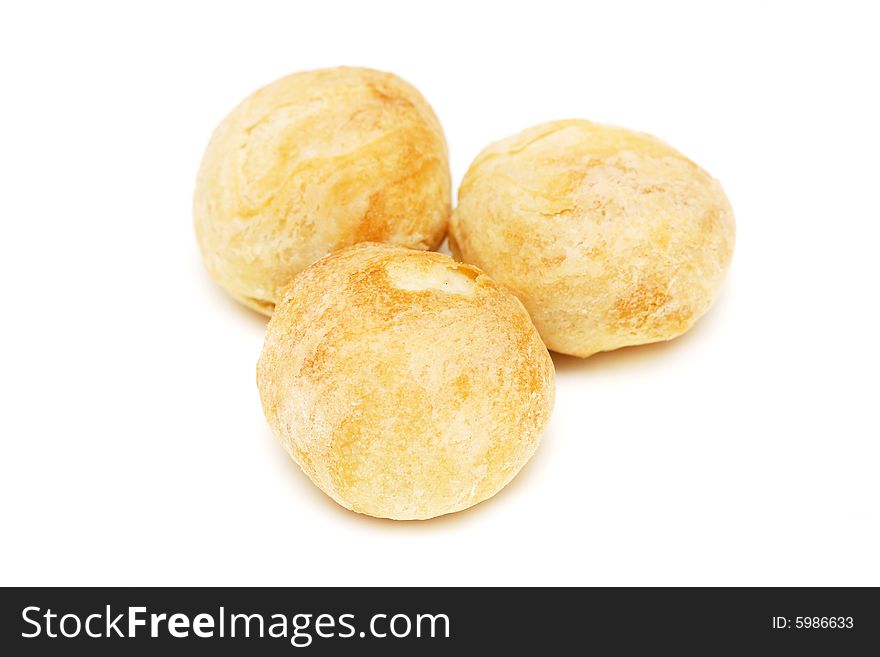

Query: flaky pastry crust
left=450, top=119, right=735, bottom=357
left=257, top=243, right=555, bottom=520
left=195, top=67, right=451, bottom=314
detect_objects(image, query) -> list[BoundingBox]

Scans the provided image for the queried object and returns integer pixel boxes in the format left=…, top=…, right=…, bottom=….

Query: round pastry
left=449, top=119, right=735, bottom=358
left=257, top=243, right=555, bottom=520
left=194, top=67, right=451, bottom=315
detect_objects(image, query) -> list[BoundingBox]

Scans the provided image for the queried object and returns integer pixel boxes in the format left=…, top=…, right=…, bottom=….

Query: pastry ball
left=257, top=243, right=555, bottom=520
left=194, top=67, right=451, bottom=315
left=450, top=119, right=735, bottom=358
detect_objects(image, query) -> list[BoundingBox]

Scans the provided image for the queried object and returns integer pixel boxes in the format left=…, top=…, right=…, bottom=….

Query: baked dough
left=194, top=67, right=451, bottom=315
left=257, top=243, right=555, bottom=520
left=449, top=119, right=735, bottom=357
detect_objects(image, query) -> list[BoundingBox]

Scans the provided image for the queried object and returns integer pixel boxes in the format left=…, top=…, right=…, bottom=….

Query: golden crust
left=194, top=67, right=451, bottom=315
left=256, top=243, right=555, bottom=520
left=450, top=119, right=736, bottom=357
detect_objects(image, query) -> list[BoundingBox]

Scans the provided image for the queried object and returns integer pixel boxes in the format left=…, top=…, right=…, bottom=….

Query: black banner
left=1, top=587, right=877, bottom=654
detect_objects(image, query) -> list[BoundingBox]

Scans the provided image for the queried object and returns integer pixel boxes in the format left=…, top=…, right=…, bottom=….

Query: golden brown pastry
left=194, top=67, right=450, bottom=315
left=257, top=243, right=555, bottom=520
left=450, top=119, right=735, bottom=358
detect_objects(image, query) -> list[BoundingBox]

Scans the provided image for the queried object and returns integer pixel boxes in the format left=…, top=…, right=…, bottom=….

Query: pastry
left=194, top=67, right=450, bottom=314
left=256, top=243, right=555, bottom=520
left=450, top=119, right=735, bottom=357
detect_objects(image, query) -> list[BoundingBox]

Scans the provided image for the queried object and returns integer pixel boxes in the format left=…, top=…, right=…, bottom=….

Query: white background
left=2, top=1, right=878, bottom=586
